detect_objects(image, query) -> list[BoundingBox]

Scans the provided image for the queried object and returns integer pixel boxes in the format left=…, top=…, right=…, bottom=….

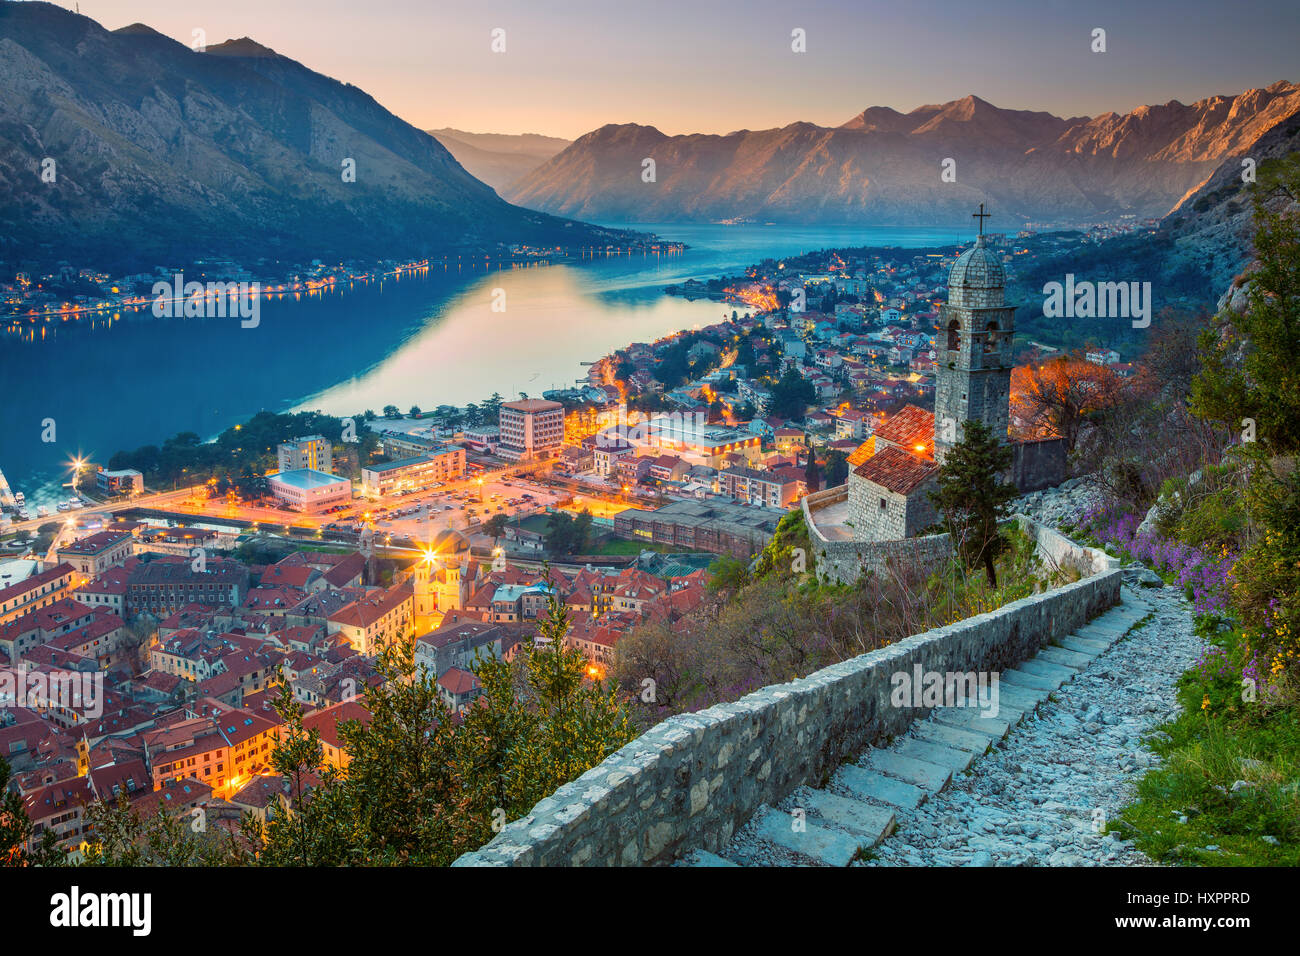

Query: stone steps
left=992, top=681, right=1045, bottom=712
left=1035, top=645, right=1093, bottom=670
left=911, top=719, right=994, bottom=754
left=864, top=748, right=953, bottom=792
left=893, top=736, right=976, bottom=774
left=723, top=594, right=1152, bottom=866
left=750, top=806, right=870, bottom=867
left=799, top=787, right=896, bottom=846
left=930, top=706, right=1010, bottom=740
left=1000, top=666, right=1062, bottom=693
left=833, top=763, right=927, bottom=810
left=1016, top=657, right=1078, bottom=683
left=1058, top=634, right=1109, bottom=656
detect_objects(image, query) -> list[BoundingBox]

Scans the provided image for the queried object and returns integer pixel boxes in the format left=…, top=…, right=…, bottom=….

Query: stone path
left=684, top=577, right=1200, bottom=867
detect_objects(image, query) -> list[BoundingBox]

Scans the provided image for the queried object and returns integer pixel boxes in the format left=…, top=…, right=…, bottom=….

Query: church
left=844, top=209, right=1066, bottom=544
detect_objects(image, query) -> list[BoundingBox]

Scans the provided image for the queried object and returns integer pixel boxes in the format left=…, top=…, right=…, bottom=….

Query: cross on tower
left=973, top=203, right=990, bottom=236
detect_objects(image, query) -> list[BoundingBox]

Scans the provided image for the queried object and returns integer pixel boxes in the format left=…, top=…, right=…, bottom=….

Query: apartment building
left=126, top=558, right=250, bottom=618
left=0, top=563, right=75, bottom=626
left=57, top=531, right=134, bottom=578
left=277, top=435, right=333, bottom=474
left=498, top=399, right=564, bottom=460
left=360, top=447, right=466, bottom=497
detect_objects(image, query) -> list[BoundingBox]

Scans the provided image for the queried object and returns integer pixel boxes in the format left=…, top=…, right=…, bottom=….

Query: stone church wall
left=1011, top=437, right=1067, bottom=493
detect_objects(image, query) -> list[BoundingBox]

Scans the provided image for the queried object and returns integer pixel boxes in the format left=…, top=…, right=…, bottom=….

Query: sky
left=49, top=0, right=1300, bottom=139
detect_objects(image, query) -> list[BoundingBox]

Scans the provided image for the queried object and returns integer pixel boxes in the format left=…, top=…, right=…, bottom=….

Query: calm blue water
left=0, top=223, right=968, bottom=504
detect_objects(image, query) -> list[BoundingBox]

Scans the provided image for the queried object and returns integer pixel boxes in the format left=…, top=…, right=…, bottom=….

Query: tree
left=382, top=405, right=400, bottom=419
left=245, top=582, right=636, bottom=866
left=572, top=510, right=594, bottom=555
left=1010, top=354, right=1125, bottom=454
left=484, top=513, right=509, bottom=544
left=456, top=586, right=636, bottom=846
left=409, top=405, right=422, bottom=418
left=82, top=793, right=240, bottom=866
left=240, top=682, right=340, bottom=866
left=930, top=420, right=1017, bottom=587
left=768, top=367, right=816, bottom=420
left=823, top=448, right=850, bottom=487
left=804, top=453, right=821, bottom=493
left=706, top=554, right=750, bottom=593
left=1190, top=153, right=1300, bottom=452
left=545, top=510, right=592, bottom=556
left=545, top=511, right=575, bottom=554
left=2, top=756, right=64, bottom=866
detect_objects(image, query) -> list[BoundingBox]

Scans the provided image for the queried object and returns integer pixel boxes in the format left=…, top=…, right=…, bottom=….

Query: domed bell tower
left=934, top=205, right=1016, bottom=461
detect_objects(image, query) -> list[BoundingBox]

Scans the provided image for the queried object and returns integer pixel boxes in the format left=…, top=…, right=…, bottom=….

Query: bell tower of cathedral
left=934, top=205, right=1016, bottom=461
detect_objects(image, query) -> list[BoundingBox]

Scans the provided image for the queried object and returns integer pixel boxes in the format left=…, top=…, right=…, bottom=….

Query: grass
left=512, top=514, right=552, bottom=535
left=1109, top=616, right=1300, bottom=867
left=586, top=537, right=707, bottom=556
left=1111, top=707, right=1300, bottom=865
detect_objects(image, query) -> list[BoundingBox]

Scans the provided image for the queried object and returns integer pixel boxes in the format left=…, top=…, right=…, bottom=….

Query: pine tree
left=804, top=453, right=821, bottom=493
left=930, top=419, right=1017, bottom=586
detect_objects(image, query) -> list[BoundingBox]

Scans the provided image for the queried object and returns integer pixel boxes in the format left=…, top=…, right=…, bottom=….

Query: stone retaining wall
left=1016, top=514, right=1120, bottom=577
left=801, top=484, right=954, bottom=586
left=452, top=522, right=1121, bottom=867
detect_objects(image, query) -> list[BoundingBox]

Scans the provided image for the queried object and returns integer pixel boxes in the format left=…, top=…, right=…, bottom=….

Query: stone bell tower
left=933, top=205, right=1016, bottom=461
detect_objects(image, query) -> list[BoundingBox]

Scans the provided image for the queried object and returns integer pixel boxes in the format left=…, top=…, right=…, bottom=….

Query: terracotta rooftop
left=872, top=404, right=935, bottom=458
left=852, top=445, right=939, bottom=496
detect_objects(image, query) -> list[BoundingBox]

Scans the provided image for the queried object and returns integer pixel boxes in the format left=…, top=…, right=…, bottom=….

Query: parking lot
left=327, top=475, right=568, bottom=546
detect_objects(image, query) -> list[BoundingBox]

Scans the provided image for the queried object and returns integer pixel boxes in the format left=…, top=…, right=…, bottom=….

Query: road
left=3, top=485, right=205, bottom=535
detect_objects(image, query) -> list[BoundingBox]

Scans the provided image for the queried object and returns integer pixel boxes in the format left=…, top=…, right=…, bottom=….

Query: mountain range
left=428, top=129, right=570, bottom=195
left=0, top=3, right=619, bottom=271
left=506, top=84, right=1300, bottom=227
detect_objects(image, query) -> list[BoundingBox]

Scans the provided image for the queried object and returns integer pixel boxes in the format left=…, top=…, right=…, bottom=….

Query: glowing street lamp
left=68, top=455, right=87, bottom=491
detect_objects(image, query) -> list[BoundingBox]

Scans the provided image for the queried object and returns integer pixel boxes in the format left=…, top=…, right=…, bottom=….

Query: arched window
left=946, top=319, right=961, bottom=351
left=983, top=321, right=999, bottom=354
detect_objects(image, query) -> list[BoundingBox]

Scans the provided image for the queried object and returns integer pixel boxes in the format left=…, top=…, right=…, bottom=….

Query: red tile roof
left=873, top=404, right=934, bottom=458
left=852, top=445, right=939, bottom=496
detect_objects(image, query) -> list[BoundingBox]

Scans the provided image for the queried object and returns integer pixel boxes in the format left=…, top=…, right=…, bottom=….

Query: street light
left=68, top=455, right=87, bottom=492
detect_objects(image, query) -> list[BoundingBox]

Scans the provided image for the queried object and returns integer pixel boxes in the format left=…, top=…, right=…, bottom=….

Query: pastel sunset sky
left=63, top=0, right=1300, bottom=137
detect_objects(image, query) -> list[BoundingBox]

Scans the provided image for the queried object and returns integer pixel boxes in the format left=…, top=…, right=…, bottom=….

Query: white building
left=360, top=448, right=466, bottom=497
left=268, top=469, right=352, bottom=512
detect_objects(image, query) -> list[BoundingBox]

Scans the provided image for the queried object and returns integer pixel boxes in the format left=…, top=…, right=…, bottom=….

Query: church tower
left=934, top=206, right=1015, bottom=461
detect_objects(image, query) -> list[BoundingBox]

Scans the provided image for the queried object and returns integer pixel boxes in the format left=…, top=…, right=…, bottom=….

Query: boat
left=56, top=502, right=70, bottom=512
left=14, top=492, right=24, bottom=506
left=37, top=505, right=49, bottom=518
